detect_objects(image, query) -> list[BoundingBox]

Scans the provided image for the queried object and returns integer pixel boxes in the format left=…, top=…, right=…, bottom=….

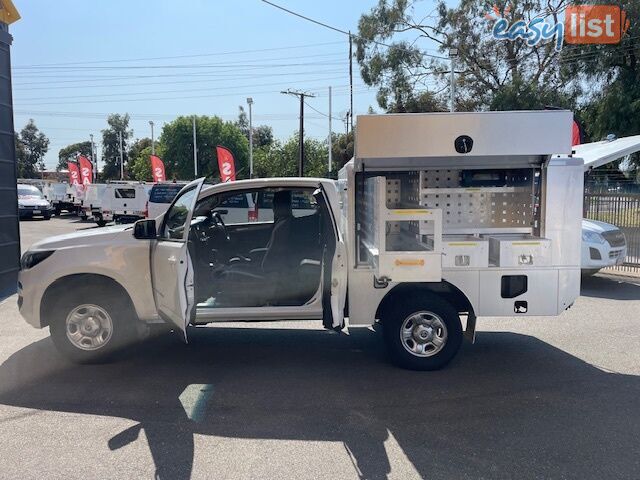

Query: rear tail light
left=248, top=208, right=258, bottom=222
left=144, top=201, right=149, bottom=218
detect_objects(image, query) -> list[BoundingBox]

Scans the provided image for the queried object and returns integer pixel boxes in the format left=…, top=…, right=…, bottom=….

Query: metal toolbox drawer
left=487, top=235, right=552, bottom=267
left=442, top=235, right=489, bottom=268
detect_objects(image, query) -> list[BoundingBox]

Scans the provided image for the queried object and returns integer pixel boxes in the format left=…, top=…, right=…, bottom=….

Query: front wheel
left=382, top=295, right=463, bottom=371
left=49, top=287, right=137, bottom=363
left=96, top=218, right=107, bottom=227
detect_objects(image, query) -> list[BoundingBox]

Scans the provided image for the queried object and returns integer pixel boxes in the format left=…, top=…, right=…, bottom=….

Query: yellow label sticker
left=395, top=259, right=425, bottom=267
left=391, top=209, right=431, bottom=215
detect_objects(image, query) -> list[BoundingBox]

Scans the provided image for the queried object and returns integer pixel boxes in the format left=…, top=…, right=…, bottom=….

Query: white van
left=97, top=182, right=150, bottom=226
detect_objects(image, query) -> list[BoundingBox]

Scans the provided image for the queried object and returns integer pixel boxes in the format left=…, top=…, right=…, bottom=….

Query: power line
left=261, top=0, right=447, bottom=60
left=13, top=41, right=346, bottom=68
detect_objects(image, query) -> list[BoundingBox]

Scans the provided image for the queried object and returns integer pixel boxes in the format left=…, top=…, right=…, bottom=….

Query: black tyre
left=49, top=285, right=137, bottom=363
left=44, top=213, right=52, bottom=220
left=382, top=294, right=463, bottom=371
left=96, top=218, right=107, bottom=227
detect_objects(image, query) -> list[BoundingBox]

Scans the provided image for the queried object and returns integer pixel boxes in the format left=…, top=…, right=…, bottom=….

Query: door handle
left=168, top=255, right=177, bottom=263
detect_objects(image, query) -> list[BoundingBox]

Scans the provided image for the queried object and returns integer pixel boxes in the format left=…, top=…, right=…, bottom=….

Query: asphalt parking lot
left=1, top=216, right=639, bottom=480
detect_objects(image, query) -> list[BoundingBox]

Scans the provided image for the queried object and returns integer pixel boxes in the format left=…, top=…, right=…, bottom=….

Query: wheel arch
left=375, top=281, right=475, bottom=324
left=40, top=273, right=135, bottom=328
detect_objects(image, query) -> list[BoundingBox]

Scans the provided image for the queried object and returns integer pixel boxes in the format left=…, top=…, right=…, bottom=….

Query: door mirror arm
left=133, top=219, right=158, bottom=240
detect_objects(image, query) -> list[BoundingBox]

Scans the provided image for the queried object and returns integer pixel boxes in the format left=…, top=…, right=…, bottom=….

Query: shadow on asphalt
left=580, top=274, right=640, bottom=301
left=0, top=328, right=638, bottom=479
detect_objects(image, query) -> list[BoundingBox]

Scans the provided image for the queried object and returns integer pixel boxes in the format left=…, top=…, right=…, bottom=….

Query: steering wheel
left=212, top=211, right=230, bottom=241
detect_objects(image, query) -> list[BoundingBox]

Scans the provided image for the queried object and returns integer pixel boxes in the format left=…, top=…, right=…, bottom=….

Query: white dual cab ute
left=17, top=111, right=640, bottom=370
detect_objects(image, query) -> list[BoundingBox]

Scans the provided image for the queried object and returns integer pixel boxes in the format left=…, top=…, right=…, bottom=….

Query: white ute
left=18, top=111, right=640, bottom=370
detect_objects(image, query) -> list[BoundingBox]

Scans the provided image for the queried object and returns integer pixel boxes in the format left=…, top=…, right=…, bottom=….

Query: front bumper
left=583, top=243, right=627, bottom=269
left=17, top=269, right=42, bottom=328
left=19, top=206, right=54, bottom=217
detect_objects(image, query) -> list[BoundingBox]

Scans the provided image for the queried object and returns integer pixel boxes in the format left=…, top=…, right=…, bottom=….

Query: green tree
left=253, top=133, right=329, bottom=178
left=160, top=115, right=249, bottom=181
left=57, top=141, right=92, bottom=171
left=16, top=119, right=49, bottom=178
left=128, top=137, right=152, bottom=162
left=356, top=0, right=577, bottom=112
left=330, top=131, right=355, bottom=177
left=129, top=145, right=154, bottom=182
left=101, top=113, right=132, bottom=180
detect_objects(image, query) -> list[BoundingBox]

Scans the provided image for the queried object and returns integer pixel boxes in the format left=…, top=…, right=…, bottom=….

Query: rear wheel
left=382, top=294, right=462, bottom=371
left=96, top=217, right=107, bottom=227
left=49, top=286, right=137, bottom=363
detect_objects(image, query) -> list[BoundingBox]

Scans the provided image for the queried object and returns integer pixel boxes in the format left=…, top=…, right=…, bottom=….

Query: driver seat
left=216, top=191, right=297, bottom=306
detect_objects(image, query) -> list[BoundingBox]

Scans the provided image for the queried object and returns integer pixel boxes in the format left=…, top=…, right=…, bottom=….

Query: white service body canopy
left=355, top=111, right=573, bottom=159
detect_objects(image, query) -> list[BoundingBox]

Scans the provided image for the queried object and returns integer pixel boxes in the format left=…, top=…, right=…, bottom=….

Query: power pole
left=328, top=86, right=332, bottom=175
left=348, top=31, right=354, bottom=132
left=246, top=97, right=254, bottom=178
left=149, top=120, right=155, bottom=155
left=118, top=131, right=124, bottom=180
left=281, top=89, right=316, bottom=176
left=192, top=116, right=198, bottom=177
left=449, top=48, right=458, bottom=112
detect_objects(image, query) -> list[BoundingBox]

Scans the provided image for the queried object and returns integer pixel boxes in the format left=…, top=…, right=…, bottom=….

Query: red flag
left=572, top=119, right=584, bottom=146
left=216, top=146, right=236, bottom=182
left=150, top=155, right=166, bottom=183
left=78, top=155, right=93, bottom=185
left=67, top=161, right=81, bottom=186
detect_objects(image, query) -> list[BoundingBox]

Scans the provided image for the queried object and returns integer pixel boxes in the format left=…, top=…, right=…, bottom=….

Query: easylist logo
left=565, top=5, right=630, bottom=44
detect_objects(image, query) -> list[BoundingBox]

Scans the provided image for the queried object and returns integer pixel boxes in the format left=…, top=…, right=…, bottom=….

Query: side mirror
left=133, top=219, right=157, bottom=240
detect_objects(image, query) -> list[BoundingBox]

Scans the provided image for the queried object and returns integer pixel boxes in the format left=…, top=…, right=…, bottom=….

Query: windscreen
left=17, top=186, right=43, bottom=198
left=150, top=184, right=183, bottom=204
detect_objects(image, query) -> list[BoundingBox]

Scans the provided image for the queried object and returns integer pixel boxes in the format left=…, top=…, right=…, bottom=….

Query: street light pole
left=246, top=97, right=253, bottom=178
left=192, top=116, right=198, bottom=177
left=449, top=48, right=458, bottom=112
left=149, top=120, right=155, bottom=156
left=89, top=133, right=96, bottom=182
left=328, top=86, right=332, bottom=175
left=118, top=131, right=124, bottom=180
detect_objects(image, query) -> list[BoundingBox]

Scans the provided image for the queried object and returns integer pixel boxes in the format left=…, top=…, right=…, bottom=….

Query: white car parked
left=581, top=219, right=627, bottom=275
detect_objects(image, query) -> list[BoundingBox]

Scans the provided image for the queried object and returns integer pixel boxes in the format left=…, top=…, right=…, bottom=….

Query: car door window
left=194, top=191, right=251, bottom=225
left=161, top=187, right=197, bottom=240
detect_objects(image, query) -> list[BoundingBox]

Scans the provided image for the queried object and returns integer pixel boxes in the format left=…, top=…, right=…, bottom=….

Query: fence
left=583, top=193, right=640, bottom=274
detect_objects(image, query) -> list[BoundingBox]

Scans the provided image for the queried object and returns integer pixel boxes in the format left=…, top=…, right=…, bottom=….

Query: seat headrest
left=272, top=190, right=292, bottom=219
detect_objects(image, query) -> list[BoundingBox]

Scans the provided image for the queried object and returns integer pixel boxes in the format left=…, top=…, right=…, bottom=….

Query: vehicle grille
left=602, top=230, right=626, bottom=247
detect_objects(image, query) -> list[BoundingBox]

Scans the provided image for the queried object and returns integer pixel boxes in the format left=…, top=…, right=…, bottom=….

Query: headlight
left=582, top=231, right=605, bottom=244
left=20, top=250, right=54, bottom=270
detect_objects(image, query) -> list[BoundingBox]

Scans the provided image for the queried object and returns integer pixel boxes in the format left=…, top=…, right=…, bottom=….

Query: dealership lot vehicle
left=16, top=111, right=640, bottom=370
left=581, top=219, right=627, bottom=274
left=82, top=184, right=107, bottom=224
left=42, top=182, right=77, bottom=215
left=17, top=184, right=54, bottom=220
left=89, top=182, right=151, bottom=226
left=146, top=182, right=187, bottom=219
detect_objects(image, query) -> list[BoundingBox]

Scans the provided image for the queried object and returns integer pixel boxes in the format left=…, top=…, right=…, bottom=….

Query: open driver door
left=151, top=178, right=205, bottom=342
